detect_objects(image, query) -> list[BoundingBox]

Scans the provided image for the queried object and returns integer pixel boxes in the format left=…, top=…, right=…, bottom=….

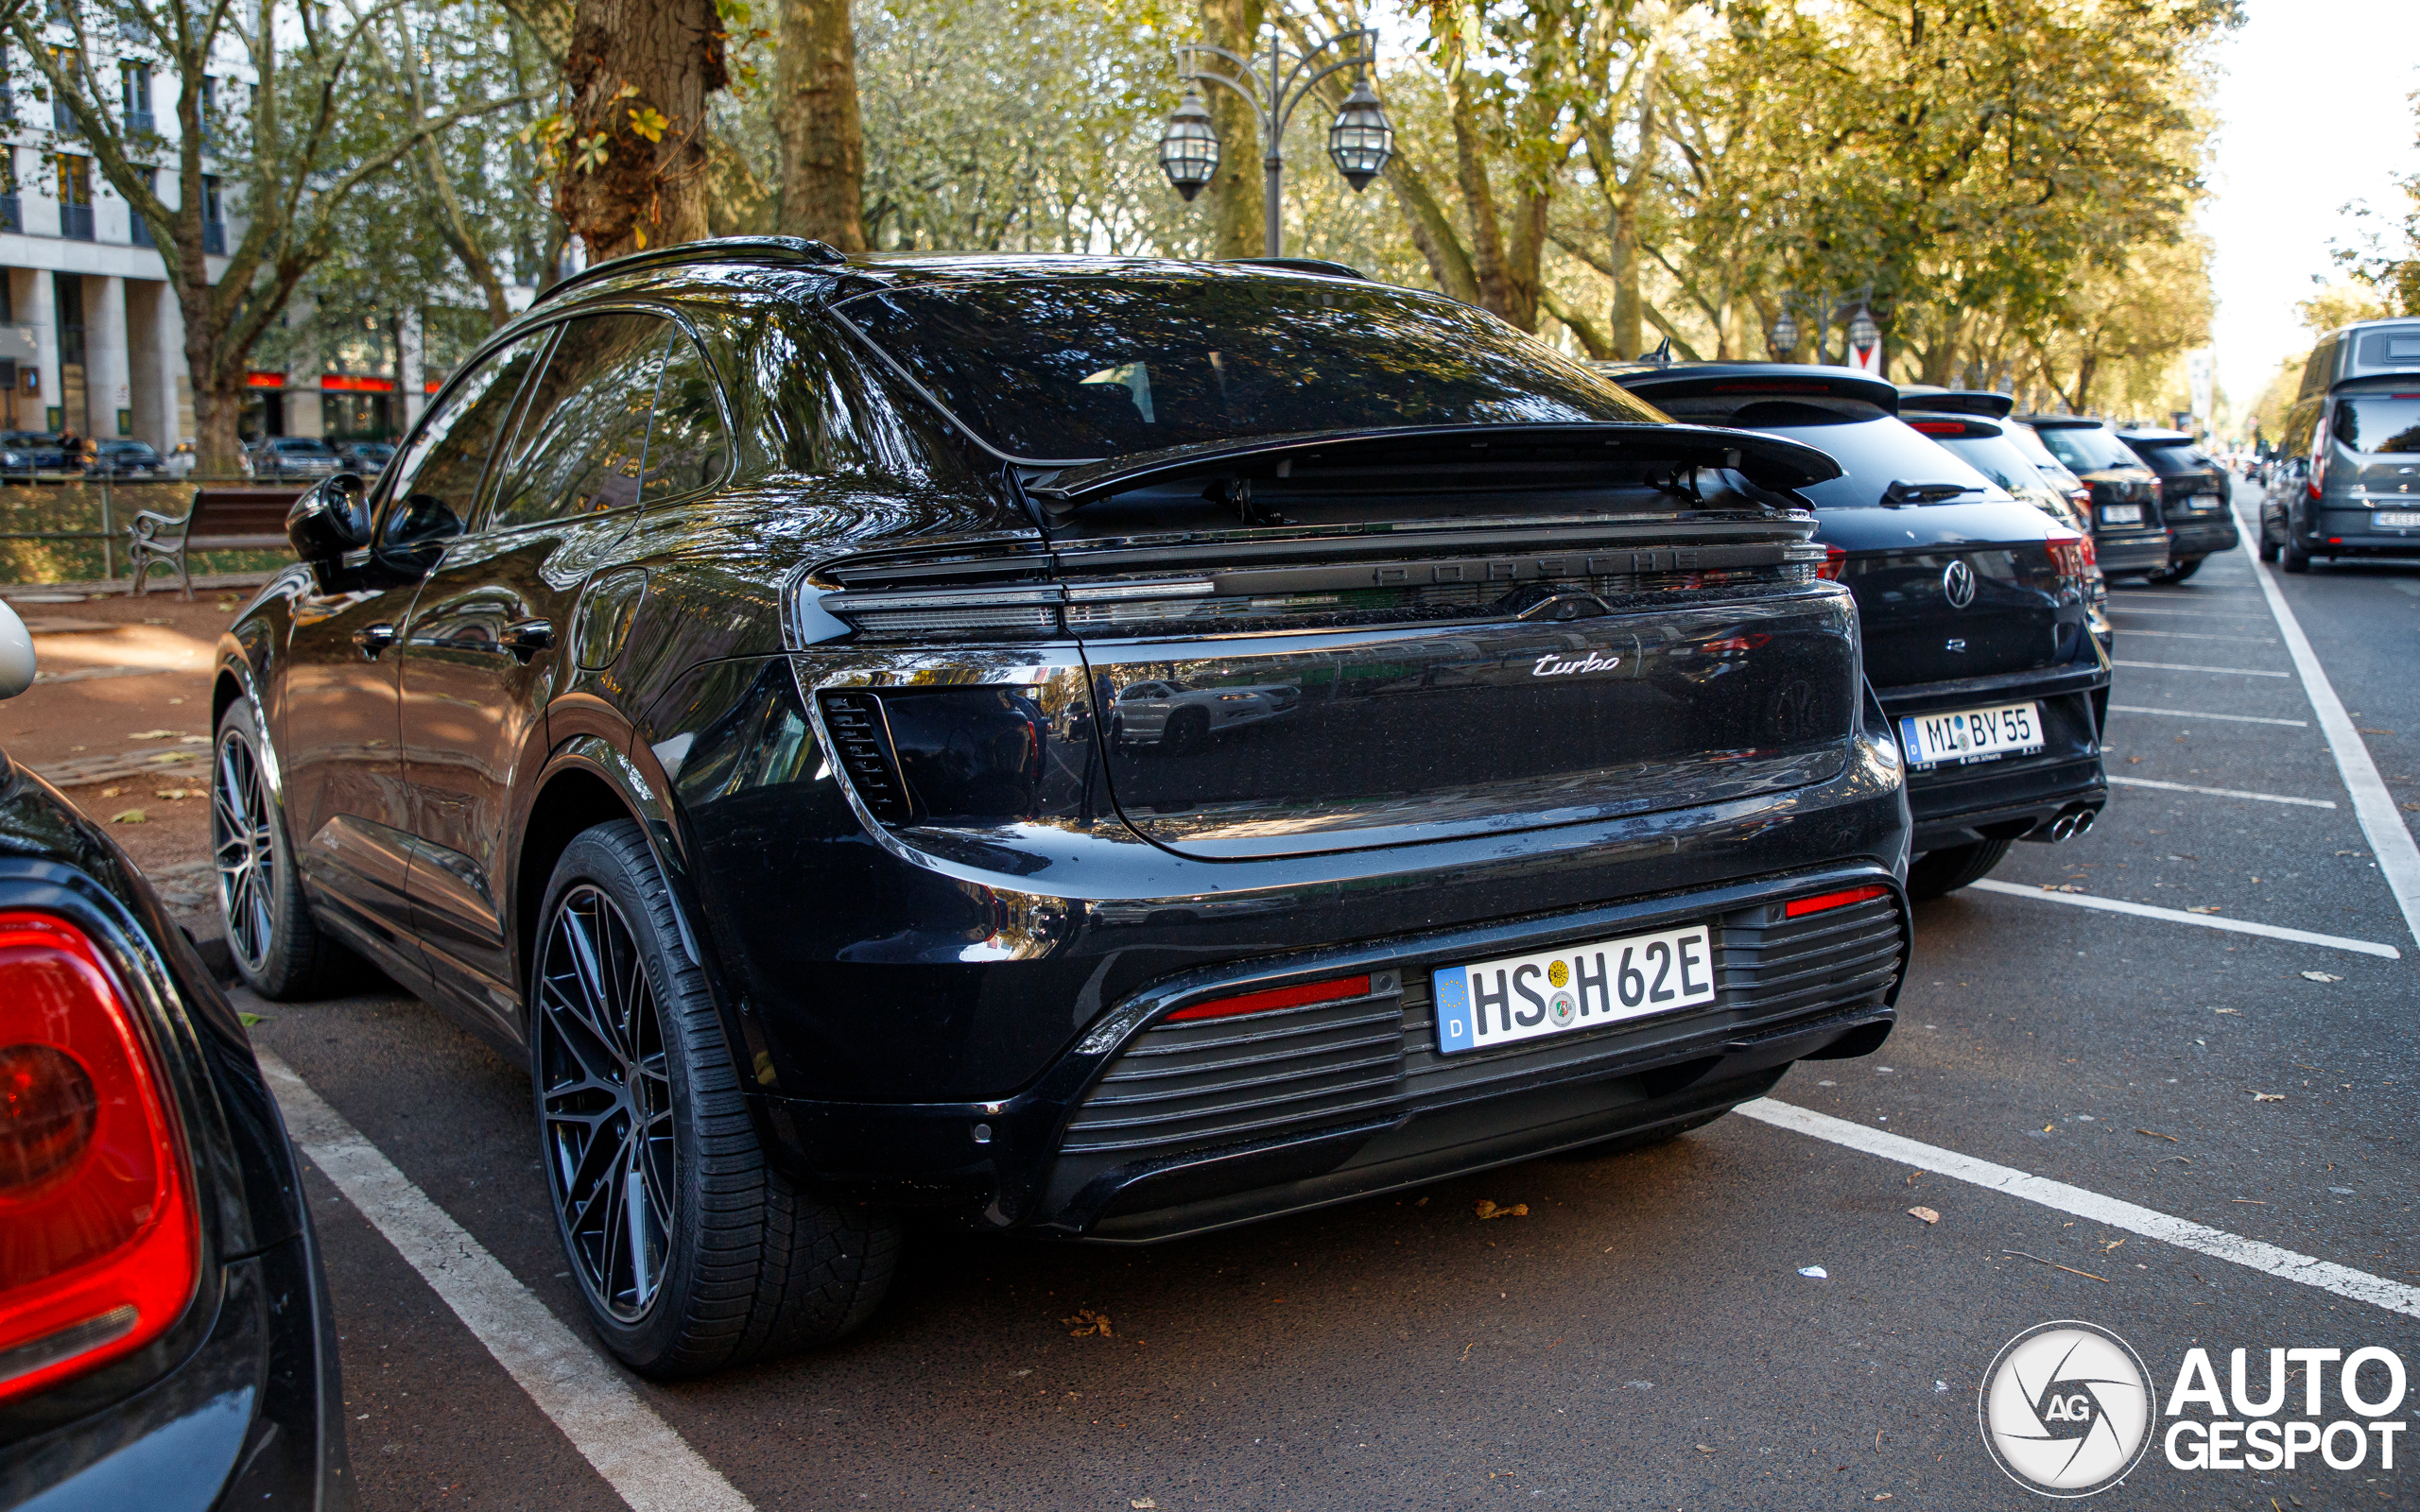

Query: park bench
left=127, top=486, right=298, bottom=598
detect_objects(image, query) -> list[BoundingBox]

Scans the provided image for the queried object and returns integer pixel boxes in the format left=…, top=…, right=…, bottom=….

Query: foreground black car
left=2118, top=428, right=2238, bottom=581
left=2018, top=415, right=2169, bottom=577
left=0, top=602, right=349, bottom=1509
left=215, top=240, right=1910, bottom=1377
left=1606, top=365, right=2109, bottom=899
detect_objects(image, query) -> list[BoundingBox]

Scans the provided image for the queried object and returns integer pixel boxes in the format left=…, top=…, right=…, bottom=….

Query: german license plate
left=2100, top=503, right=2143, bottom=526
left=1432, top=923, right=1715, bottom=1055
left=2375, top=510, right=2420, bottom=529
left=1898, top=701, right=2044, bottom=767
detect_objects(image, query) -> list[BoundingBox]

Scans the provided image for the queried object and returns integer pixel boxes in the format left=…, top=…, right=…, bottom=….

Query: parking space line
left=2106, top=775, right=2335, bottom=809
left=1966, top=879, right=2401, bottom=958
left=257, top=1053, right=753, bottom=1512
left=2238, top=520, right=2420, bottom=949
left=2105, top=605, right=2273, bottom=618
left=1737, top=1099, right=2420, bottom=1319
left=2116, top=628, right=2278, bottom=643
left=2107, top=704, right=2307, bottom=728
left=2113, top=659, right=2291, bottom=677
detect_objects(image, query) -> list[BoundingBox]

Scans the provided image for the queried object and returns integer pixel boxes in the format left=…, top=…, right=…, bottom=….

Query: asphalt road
left=237, top=477, right=2419, bottom=1511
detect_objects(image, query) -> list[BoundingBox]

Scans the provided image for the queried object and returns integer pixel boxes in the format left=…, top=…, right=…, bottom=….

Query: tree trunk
left=1199, top=0, right=1265, bottom=259
left=775, top=0, right=867, bottom=249
left=558, top=0, right=727, bottom=261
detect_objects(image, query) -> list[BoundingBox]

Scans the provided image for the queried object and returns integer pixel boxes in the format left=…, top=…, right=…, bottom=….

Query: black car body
left=2264, top=318, right=2420, bottom=571
left=2020, top=416, right=2169, bottom=577
left=2118, top=428, right=2238, bottom=581
left=86, top=439, right=166, bottom=478
left=1896, top=390, right=2096, bottom=536
left=214, top=241, right=1911, bottom=1378
left=250, top=438, right=342, bottom=481
left=0, top=432, right=67, bottom=477
left=0, top=603, right=350, bottom=1509
left=1606, top=365, right=2109, bottom=899
left=336, top=441, right=396, bottom=475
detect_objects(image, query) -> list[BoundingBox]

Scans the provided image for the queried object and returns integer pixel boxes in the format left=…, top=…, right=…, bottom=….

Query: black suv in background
left=1897, top=389, right=2093, bottom=534
left=2118, top=428, right=2238, bottom=582
left=220, top=241, right=1912, bottom=1380
left=2020, top=415, right=2169, bottom=578
left=1607, top=364, right=2109, bottom=900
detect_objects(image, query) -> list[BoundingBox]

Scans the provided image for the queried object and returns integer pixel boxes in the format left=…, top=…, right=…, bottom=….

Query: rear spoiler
left=1897, top=387, right=2014, bottom=420
left=1023, top=422, right=1843, bottom=511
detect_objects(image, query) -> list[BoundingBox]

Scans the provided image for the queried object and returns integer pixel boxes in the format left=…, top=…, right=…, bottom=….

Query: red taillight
left=1816, top=543, right=1848, bottom=581
left=1909, top=420, right=1967, bottom=436
left=2047, top=534, right=2096, bottom=579
left=2067, top=488, right=2091, bottom=512
left=1784, top=884, right=1891, bottom=919
left=1166, top=974, right=1372, bottom=1023
left=0, top=913, right=197, bottom=1405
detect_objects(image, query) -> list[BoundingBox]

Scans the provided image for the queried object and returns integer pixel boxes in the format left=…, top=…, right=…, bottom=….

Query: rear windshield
left=2332, top=392, right=2420, bottom=455
left=2127, top=439, right=2216, bottom=475
left=275, top=438, right=337, bottom=454
left=2033, top=423, right=2140, bottom=472
left=1935, top=433, right=2046, bottom=495
left=1646, top=395, right=2001, bottom=508
left=833, top=274, right=1664, bottom=461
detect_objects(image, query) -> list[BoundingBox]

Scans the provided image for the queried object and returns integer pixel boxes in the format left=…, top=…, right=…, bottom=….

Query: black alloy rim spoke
left=212, top=735, right=275, bottom=970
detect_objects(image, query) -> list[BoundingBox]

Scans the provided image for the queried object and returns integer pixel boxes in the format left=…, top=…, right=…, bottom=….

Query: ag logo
left=1943, top=558, right=1978, bottom=610
left=1980, top=1321, right=2153, bottom=1497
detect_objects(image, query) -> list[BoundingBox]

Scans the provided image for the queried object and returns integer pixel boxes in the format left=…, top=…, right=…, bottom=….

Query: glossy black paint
left=1611, top=365, right=2109, bottom=855
left=219, top=247, right=1911, bottom=1243
left=0, top=763, right=349, bottom=1510
left=2118, top=428, right=2240, bottom=567
left=2018, top=415, right=2170, bottom=576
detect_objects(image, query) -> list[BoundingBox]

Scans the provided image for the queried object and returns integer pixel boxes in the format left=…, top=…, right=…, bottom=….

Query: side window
left=487, top=312, right=667, bottom=531
left=379, top=329, right=550, bottom=549
left=641, top=329, right=729, bottom=503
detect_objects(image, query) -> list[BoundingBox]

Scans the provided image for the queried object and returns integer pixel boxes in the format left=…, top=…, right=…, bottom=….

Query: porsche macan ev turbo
left=212, top=241, right=1911, bottom=1379
left=1604, top=364, right=2110, bottom=900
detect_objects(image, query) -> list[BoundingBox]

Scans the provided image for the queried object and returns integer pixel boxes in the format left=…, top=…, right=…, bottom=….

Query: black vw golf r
left=0, top=601, right=349, bottom=1510
left=216, top=241, right=1911, bottom=1379
left=1605, top=364, right=2109, bottom=899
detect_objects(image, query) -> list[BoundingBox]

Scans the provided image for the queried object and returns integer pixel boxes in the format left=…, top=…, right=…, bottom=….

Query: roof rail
left=537, top=235, right=849, bottom=306
left=1219, top=256, right=1367, bottom=280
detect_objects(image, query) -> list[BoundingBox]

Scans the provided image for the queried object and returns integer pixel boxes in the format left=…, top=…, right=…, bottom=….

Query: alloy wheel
left=211, top=730, right=278, bottom=974
left=537, top=884, right=677, bottom=1323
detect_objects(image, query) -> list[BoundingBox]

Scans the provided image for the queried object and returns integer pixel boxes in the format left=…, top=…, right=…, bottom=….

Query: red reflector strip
left=1784, top=885, right=1891, bottom=919
left=1910, top=420, right=1968, bottom=436
left=1165, top=974, right=1373, bottom=1023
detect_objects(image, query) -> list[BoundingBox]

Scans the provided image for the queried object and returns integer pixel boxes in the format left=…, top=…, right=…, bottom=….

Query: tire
left=2145, top=555, right=2204, bottom=584
left=1163, top=706, right=1210, bottom=755
left=2257, top=531, right=2279, bottom=563
left=1906, top=836, right=2015, bottom=901
left=2282, top=524, right=2312, bottom=574
left=211, top=699, right=362, bottom=998
left=530, top=820, right=901, bottom=1378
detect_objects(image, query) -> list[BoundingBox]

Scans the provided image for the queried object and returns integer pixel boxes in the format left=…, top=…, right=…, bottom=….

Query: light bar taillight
left=1784, top=884, right=1890, bottom=919
left=0, top=913, right=198, bottom=1405
left=1910, top=420, right=1968, bottom=436
left=1166, top=974, right=1372, bottom=1023
left=2047, top=535, right=2097, bottom=580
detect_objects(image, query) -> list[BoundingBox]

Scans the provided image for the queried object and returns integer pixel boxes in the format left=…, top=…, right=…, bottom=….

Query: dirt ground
left=3, top=580, right=264, bottom=936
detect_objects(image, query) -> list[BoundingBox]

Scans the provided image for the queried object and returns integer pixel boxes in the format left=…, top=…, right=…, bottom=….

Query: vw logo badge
left=1943, top=558, right=1978, bottom=610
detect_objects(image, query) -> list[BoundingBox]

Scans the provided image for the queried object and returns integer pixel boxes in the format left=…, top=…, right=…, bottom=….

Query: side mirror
left=0, top=598, right=35, bottom=699
left=286, top=474, right=371, bottom=592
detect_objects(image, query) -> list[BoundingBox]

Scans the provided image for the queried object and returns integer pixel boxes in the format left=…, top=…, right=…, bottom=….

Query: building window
left=57, top=154, right=95, bottom=242
left=130, top=167, right=154, bottom=248
left=50, top=49, right=79, bottom=135
left=0, top=149, right=17, bottom=235
left=202, top=173, right=224, bottom=254
left=198, top=75, right=215, bottom=149
left=55, top=275, right=86, bottom=435
left=120, top=62, right=152, bottom=135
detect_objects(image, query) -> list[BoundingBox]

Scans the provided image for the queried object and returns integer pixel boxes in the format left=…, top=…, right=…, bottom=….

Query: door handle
left=500, top=619, right=555, bottom=662
left=352, top=623, right=397, bottom=660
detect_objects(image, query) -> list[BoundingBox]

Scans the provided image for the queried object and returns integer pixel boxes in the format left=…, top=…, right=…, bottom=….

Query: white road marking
left=2238, top=512, right=2420, bottom=950
left=1966, top=878, right=2401, bottom=959
left=1736, top=1099, right=2420, bottom=1319
left=2107, top=704, right=2308, bottom=728
left=257, top=1053, right=753, bottom=1512
left=2117, top=628, right=2279, bottom=643
left=2113, top=659, right=2290, bottom=678
left=2106, top=775, right=2336, bottom=809
left=2106, top=605, right=2273, bottom=618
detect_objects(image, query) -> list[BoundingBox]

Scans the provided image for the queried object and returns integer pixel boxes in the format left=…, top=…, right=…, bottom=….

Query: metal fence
left=0, top=474, right=289, bottom=587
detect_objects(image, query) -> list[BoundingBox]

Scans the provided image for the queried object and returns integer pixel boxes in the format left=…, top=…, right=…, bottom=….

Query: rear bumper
left=2165, top=515, right=2238, bottom=558
left=2094, top=529, right=2170, bottom=574
left=1876, top=662, right=2109, bottom=851
left=750, top=864, right=1907, bottom=1242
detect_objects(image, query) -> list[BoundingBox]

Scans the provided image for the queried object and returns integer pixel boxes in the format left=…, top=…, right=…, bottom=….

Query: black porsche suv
left=215, top=241, right=1911, bottom=1379
left=1605, top=365, right=2109, bottom=899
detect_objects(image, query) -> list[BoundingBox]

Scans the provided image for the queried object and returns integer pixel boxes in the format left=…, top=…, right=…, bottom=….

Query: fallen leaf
left=1907, top=1206, right=1939, bottom=1225
left=1875, top=1495, right=1893, bottom=1502
left=153, top=788, right=194, bottom=800
left=1473, top=1199, right=1528, bottom=1220
left=2187, top=904, right=2221, bottom=914
left=1062, top=1310, right=1113, bottom=1338
left=98, top=786, right=122, bottom=799
left=1131, top=1501, right=1158, bottom=1509
left=177, top=734, right=209, bottom=745
left=127, top=729, right=182, bottom=740
left=2253, top=1092, right=2286, bottom=1103
left=237, top=1012, right=265, bottom=1027
left=1797, top=1265, right=1827, bottom=1279
left=110, top=808, right=147, bottom=824
left=2300, top=971, right=2343, bottom=984
left=2212, top=1007, right=2239, bottom=1015
left=2101, top=1237, right=2126, bottom=1251
left=2135, top=1128, right=2180, bottom=1143
left=1696, top=1444, right=1715, bottom=1453
left=2041, top=884, right=2085, bottom=894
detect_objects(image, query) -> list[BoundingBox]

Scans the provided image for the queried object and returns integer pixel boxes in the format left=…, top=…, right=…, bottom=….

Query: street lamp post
left=1768, top=287, right=1878, bottom=366
left=1157, top=27, right=1392, bottom=258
